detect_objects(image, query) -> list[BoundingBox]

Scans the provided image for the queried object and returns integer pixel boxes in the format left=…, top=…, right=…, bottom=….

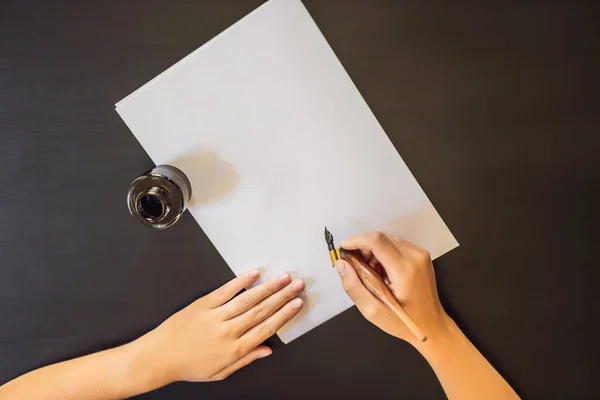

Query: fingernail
left=291, top=279, right=305, bottom=292
left=277, top=273, right=290, bottom=284
left=248, top=269, right=260, bottom=279
left=290, top=298, right=303, bottom=309
left=335, top=260, right=347, bottom=275
left=259, top=349, right=272, bottom=358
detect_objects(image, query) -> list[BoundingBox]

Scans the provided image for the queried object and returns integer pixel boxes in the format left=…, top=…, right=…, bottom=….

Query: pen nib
left=324, top=226, right=335, bottom=250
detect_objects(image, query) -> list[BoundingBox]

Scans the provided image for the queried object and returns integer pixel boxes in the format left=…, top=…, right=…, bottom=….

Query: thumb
left=335, top=260, right=378, bottom=309
left=210, top=346, right=271, bottom=380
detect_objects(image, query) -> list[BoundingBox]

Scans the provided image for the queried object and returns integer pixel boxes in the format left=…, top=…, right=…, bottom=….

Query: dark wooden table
left=1, top=1, right=598, bottom=398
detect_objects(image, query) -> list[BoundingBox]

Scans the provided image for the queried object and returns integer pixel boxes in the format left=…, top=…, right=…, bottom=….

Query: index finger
left=385, top=234, right=432, bottom=260
left=340, top=232, right=404, bottom=268
left=204, top=270, right=261, bottom=308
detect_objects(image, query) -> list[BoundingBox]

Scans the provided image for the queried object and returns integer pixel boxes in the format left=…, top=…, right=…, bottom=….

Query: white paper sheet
left=116, top=0, right=458, bottom=343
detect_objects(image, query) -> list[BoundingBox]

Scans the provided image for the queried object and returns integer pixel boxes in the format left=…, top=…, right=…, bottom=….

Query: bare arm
left=0, top=270, right=305, bottom=400
left=0, top=342, right=161, bottom=400
left=416, top=318, right=518, bottom=400
left=336, top=232, right=519, bottom=400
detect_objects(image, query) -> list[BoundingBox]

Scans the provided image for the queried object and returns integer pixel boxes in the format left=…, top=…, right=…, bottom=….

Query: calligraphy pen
left=325, top=227, right=427, bottom=342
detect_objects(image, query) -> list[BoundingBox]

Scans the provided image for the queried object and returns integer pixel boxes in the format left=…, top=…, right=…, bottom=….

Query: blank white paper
left=116, top=0, right=458, bottom=343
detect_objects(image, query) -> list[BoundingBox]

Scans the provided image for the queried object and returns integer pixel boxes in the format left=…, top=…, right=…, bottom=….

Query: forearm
left=1, top=271, right=306, bottom=397
left=0, top=336, right=165, bottom=400
left=415, top=316, right=520, bottom=400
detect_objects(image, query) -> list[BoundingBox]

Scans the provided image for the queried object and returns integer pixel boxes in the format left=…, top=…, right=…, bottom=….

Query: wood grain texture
left=1, top=1, right=599, bottom=399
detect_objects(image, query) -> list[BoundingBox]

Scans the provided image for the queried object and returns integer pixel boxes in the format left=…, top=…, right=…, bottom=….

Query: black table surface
left=1, top=1, right=599, bottom=399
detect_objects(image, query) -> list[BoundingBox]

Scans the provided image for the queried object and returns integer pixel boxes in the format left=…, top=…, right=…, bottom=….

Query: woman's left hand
left=132, top=270, right=305, bottom=384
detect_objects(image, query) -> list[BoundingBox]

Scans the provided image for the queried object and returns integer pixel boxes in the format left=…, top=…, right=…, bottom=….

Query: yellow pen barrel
left=329, top=248, right=340, bottom=265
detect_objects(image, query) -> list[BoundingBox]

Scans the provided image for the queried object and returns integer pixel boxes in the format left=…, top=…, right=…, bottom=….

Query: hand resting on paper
left=0, top=271, right=304, bottom=399
left=335, top=232, right=520, bottom=400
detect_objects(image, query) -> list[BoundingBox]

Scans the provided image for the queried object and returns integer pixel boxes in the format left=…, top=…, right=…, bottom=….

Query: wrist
left=120, top=332, right=173, bottom=395
left=410, top=314, right=462, bottom=358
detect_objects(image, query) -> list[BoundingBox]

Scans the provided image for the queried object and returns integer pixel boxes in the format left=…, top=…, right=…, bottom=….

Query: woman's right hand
left=335, top=232, right=450, bottom=346
left=335, top=232, right=521, bottom=400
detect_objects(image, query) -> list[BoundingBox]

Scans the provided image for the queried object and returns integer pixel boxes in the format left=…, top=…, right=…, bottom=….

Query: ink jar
left=127, top=165, right=192, bottom=229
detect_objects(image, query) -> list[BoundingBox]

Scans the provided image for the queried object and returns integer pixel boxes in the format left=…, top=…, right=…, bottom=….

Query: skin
left=336, top=232, right=520, bottom=400
left=0, top=270, right=305, bottom=399
left=0, top=232, right=520, bottom=399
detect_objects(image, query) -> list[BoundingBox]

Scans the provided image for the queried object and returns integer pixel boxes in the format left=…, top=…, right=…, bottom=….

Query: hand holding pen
left=328, top=231, right=448, bottom=346
left=331, top=231, right=520, bottom=400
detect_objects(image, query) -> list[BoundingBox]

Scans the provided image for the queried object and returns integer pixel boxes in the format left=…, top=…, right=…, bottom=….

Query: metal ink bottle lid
left=127, top=165, right=192, bottom=229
